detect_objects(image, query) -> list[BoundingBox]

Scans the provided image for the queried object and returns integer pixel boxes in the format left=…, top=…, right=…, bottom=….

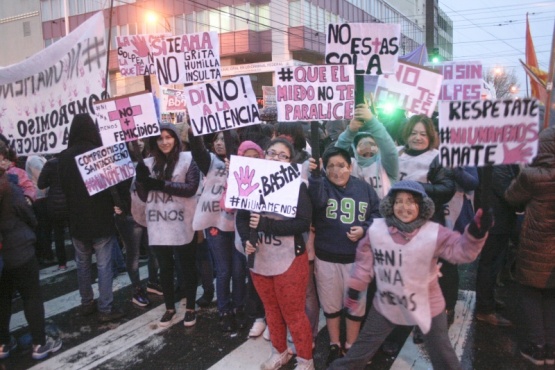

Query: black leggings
left=153, top=238, right=198, bottom=311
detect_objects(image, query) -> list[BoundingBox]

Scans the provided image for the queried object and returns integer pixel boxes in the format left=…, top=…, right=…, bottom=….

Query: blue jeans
left=72, top=235, right=116, bottom=313
left=206, top=228, right=246, bottom=314
left=115, top=215, right=143, bottom=289
left=328, top=308, right=461, bottom=370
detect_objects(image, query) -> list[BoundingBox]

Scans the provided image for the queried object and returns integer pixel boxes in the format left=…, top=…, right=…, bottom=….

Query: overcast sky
left=442, top=0, right=554, bottom=97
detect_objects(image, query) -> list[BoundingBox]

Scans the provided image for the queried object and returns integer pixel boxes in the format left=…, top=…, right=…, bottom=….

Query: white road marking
left=28, top=302, right=187, bottom=370
left=208, top=311, right=327, bottom=370
left=11, top=265, right=148, bottom=332
left=390, top=290, right=475, bottom=370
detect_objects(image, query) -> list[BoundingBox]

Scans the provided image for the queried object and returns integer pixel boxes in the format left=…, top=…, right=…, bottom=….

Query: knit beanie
left=237, top=140, right=264, bottom=158
left=379, top=180, right=435, bottom=233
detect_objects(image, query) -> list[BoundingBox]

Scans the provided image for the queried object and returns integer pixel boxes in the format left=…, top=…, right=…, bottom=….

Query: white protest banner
left=375, top=61, right=443, bottom=117
left=185, top=76, right=260, bottom=136
left=152, top=31, right=221, bottom=86
left=427, top=61, right=483, bottom=101
left=160, top=87, right=187, bottom=112
left=94, top=91, right=160, bottom=145
left=325, top=23, right=401, bottom=75
left=438, top=99, right=540, bottom=167
left=275, top=64, right=355, bottom=122
left=75, top=143, right=134, bottom=196
left=0, top=12, right=106, bottom=155
left=115, top=34, right=168, bottom=77
left=225, top=155, right=302, bottom=218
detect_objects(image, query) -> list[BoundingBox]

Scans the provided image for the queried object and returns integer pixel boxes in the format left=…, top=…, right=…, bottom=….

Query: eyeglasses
left=265, top=150, right=290, bottom=161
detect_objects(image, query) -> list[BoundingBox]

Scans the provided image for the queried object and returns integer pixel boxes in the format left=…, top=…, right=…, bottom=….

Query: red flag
left=526, top=13, right=541, bottom=99
left=520, top=59, right=548, bottom=102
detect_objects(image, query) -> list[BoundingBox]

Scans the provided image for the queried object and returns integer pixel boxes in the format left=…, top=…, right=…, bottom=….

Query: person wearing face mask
left=335, top=104, right=399, bottom=199
left=327, top=180, right=491, bottom=370
left=308, top=146, right=381, bottom=365
left=237, top=138, right=313, bottom=370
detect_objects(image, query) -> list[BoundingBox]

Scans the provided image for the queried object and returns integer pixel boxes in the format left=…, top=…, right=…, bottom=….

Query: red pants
left=251, top=253, right=313, bottom=359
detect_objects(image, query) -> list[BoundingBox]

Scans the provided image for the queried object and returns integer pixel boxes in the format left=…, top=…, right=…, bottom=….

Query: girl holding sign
left=190, top=130, right=247, bottom=333
left=328, top=180, right=491, bottom=370
left=237, top=138, right=314, bottom=370
left=135, top=123, right=200, bottom=328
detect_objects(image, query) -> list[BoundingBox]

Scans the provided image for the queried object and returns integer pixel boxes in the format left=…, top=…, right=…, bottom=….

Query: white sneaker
left=249, top=319, right=267, bottom=338
left=260, top=348, right=292, bottom=370
left=263, top=325, right=271, bottom=341
left=295, top=358, right=315, bottom=370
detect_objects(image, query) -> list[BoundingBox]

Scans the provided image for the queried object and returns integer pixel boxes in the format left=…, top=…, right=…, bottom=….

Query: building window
left=23, top=21, right=31, bottom=37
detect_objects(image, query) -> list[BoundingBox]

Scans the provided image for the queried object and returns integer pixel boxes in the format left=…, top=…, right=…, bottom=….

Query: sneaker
left=235, top=309, right=248, bottom=330
left=326, top=344, right=343, bottom=365
left=475, top=312, right=512, bottom=327
left=412, top=326, right=424, bottom=344
left=520, top=343, right=545, bottom=366
left=0, top=336, right=17, bottom=359
left=295, top=357, right=315, bottom=370
left=196, top=291, right=214, bottom=308
left=159, top=310, right=175, bottom=328
left=146, top=282, right=163, bottom=296
left=545, top=344, right=554, bottom=365
left=80, top=300, right=97, bottom=316
left=263, top=325, right=271, bottom=341
left=98, top=308, right=126, bottom=323
left=219, top=312, right=237, bottom=332
left=184, top=310, right=197, bottom=327
left=249, top=319, right=267, bottom=338
left=132, top=288, right=150, bottom=307
left=261, top=348, right=293, bottom=370
left=32, top=336, right=62, bottom=360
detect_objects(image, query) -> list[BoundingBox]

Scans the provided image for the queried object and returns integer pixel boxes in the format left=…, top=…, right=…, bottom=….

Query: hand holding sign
left=502, top=143, right=533, bottom=164
left=234, top=166, right=260, bottom=197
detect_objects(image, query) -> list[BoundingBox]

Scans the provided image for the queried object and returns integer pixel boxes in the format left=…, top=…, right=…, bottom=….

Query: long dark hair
left=149, top=127, right=182, bottom=181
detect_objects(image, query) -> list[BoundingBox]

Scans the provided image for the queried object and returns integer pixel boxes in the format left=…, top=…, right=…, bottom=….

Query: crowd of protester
left=0, top=105, right=553, bottom=370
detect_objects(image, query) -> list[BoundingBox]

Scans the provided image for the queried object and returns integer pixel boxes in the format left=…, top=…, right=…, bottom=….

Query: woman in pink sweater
left=328, top=180, right=491, bottom=370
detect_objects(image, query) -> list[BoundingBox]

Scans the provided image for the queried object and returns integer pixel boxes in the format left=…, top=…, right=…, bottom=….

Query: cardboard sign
left=325, top=23, right=401, bottom=75
left=75, top=143, right=135, bottom=196
left=262, top=86, right=276, bottom=108
left=160, top=87, right=187, bottom=112
left=428, top=61, right=483, bottom=101
left=151, top=31, right=221, bottom=86
left=225, top=155, right=302, bottom=217
left=185, top=76, right=260, bottom=136
left=438, top=99, right=540, bottom=167
left=94, top=91, right=160, bottom=145
left=275, top=64, right=355, bottom=122
left=375, top=61, right=443, bottom=117
left=115, top=34, right=168, bottom=76
left=0, top=12, right=106, bottom=155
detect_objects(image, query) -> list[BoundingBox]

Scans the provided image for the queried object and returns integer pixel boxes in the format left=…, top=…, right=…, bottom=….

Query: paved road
left=0, top=258, right=548, bottom=370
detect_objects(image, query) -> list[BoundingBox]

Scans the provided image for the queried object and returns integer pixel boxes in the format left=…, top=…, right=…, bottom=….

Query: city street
left=0, top=255, right=549, bottom=370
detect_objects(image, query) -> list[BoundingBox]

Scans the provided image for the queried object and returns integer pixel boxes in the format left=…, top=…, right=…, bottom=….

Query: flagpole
left=544, top=21, right=555, bottom=129
left=104, top=0, right=115, bottom=98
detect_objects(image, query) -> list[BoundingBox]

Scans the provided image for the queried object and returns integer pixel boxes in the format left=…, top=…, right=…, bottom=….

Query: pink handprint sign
left=234, top=166, right=259, bottom=197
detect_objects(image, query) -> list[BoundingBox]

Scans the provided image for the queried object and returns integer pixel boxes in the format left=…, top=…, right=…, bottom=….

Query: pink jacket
left=349, top=220, right=486, bottom=317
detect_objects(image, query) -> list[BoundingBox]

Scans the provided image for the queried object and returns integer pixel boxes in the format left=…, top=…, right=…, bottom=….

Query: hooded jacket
left=58, top=114, right=116, bottom=241
left=505, top=126, right=555, bottom=289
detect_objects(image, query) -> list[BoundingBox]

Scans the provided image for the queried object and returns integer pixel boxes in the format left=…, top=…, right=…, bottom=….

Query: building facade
left=35, top=0, right=435, bottom=98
